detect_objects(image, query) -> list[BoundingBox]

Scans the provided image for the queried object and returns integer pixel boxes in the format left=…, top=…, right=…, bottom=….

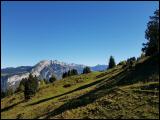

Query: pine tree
left=108, top=56, right=116, bottom=69
left=142, top=9, right=159, bottom=56
left=24, top=74, right=39, bottom=100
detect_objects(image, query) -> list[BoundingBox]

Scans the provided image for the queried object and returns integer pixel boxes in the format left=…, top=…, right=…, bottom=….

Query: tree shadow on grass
left=36, top=56, right=158, bottom=118
left=1, top=100, right=24, bottom=112
left=27, top=77, right=107, bottom=106
left=35, top=70, right=128, bottom=119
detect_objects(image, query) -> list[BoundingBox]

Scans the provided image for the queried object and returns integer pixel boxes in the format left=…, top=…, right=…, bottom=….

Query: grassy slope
left=1, top=56, right=159, bottom=119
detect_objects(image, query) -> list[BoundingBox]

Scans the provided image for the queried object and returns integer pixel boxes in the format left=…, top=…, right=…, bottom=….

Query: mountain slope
left=1, top=60, right=107, bottom=92
left=1, top=56, right=159, bottom=119
left=1, top=66, right=33, bottom=76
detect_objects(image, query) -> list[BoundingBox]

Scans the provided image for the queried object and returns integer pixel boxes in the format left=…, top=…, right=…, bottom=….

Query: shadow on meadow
left=36, top=69, right=128, bottom=119
left=27, top=76, right=106, bottom=106
left=36, top=56, right=159, bottom=119
left=1, top=100, right=24, bottom=112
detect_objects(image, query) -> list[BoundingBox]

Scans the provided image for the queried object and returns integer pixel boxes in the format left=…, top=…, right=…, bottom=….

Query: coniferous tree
left=108, top=56, right=116, bottom=69
left=24, top=74, right=39, bottom=100
left=142, top=9, right=159, bottom=56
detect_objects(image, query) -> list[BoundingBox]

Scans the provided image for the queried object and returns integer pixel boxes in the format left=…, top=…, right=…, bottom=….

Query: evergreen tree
left=49, top=75, right=57, bottom=83
left=83, top=67, right=91, bottom=74
left=24, top=74, right=39, bottom=100
left=108, top=56, right=116, bottom=69
left=142, top=9, right=159, bottom=56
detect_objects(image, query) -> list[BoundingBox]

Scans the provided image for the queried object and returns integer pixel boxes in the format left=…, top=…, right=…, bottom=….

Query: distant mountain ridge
left=91, top=64, right=107, bottom=71
left=1, top=60, right=107, bottom=92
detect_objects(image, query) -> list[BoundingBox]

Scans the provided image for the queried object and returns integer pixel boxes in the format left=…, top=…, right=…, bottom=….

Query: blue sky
left=1, top=1, right=159, bottom=68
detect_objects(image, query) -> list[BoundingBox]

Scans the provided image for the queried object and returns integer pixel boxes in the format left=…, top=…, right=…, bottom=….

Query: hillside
left=1, top=56, right=159, bottom=119
left=1, top=60, right=107, bottom=92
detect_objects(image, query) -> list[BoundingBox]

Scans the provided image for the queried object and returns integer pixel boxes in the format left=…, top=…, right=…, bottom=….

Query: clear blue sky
left=1, top=1, right=159, bottom=68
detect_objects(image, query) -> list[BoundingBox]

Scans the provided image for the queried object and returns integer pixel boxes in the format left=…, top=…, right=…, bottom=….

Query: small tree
left=49, top=75, right=57, bottom=83
left=108, top=56, right=116, bottom=69
left=83, top=67, right=91, bottom=74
